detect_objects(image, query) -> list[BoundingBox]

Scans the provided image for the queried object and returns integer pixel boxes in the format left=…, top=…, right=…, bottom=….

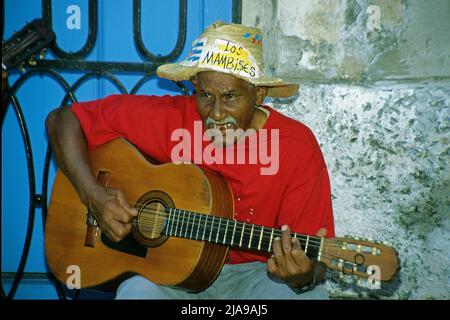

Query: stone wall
left=242, top=0, right=450, bottom=299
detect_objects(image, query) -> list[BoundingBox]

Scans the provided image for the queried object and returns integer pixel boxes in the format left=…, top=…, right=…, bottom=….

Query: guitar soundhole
left=137, top=201, right=167, bottom=239
left=132, top=190, right=175, bottom=248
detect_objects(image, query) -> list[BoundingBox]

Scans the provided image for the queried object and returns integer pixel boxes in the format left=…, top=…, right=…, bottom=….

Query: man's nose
left=210, top=101, right=226, bottom=121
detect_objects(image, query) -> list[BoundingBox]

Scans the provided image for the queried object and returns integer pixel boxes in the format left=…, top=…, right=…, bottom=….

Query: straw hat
left=157, top=21, right=299, bottom=98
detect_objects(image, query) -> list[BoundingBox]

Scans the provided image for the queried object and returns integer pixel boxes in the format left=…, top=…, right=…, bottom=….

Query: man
left=46, top=22, right=335, bottom=299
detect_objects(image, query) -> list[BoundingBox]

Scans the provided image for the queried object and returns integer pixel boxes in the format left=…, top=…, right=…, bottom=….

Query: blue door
left=2, top=0, right=239, bottom=299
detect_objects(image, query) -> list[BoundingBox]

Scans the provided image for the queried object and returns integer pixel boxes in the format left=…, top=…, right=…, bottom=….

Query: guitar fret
left=215, top=218, right=222, bottom=243
left=208, top=216, right=215, bottom=242
left=269, top=228, right=274, bottom=251
left=248, top=224, right=255, bottom=249
left=258, top=226, right=264, bottom=251
left=201, top=215, right=207, bottom=241
left=231, top=220, right=237, bottom=246
left=174, top=209, right=181, bottom=236
left=184, top=210, right=189, bottom=237
left=188, top=211, right=193, bottom=239
left=223, top=219, right=229, bottom=245
left=305, top=235, right=310, bottom=255
left=195, top=213, right=201, bottom=240
left=181, top=210, right=186, bottom=237
left=318, top=237, right=324, bottom=261
left=239, top=223, right=246, bottom=247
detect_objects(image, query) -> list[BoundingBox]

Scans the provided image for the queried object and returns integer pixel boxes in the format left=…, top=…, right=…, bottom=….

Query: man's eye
left=201, top=92, right=211, bottom=98
left=225, top=94, right=235, bottom=99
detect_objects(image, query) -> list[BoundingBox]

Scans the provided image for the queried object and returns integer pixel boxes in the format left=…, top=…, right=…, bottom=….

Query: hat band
left=181, top=37, right=261, bottom=80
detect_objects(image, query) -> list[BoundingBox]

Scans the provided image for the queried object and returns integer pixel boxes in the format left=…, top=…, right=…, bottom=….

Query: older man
left=46, top=21, right=334, bottom=299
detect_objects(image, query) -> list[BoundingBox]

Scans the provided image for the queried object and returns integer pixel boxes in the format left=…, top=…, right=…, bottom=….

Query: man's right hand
left=85, top=185, right=138, bottom=242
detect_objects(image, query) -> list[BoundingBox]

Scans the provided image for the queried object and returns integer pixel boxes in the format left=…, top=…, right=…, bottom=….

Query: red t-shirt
left=72, top=94, right=335, bottom=264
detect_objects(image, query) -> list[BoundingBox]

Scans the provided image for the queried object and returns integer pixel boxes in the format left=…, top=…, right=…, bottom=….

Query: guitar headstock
left=320, top=236, right=400, bottom=284
left=2, top=18, right=55, bottom=70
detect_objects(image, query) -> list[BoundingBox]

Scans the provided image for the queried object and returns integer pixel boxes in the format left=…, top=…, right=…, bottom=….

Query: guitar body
left=45, top=138, right=234, bottom=291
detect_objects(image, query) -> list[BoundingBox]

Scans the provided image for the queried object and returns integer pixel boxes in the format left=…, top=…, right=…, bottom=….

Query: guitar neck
left=163, top=208, right=324, bottom=261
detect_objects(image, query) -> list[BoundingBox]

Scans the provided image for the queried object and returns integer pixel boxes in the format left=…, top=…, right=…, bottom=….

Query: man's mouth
left=208, top=122, right=235, bottom=131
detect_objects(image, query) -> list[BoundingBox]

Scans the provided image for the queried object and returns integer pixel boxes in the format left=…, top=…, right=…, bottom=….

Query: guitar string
left=129, top=203, right=332, bottom=247
left=135, top=219, right=353, bottom=257
left=106, top=202, right=377, bottom=255
left=136, top=214, right=350, bottom=251
left=130, top=203, right=328, bottom=244
left=133, top=215, right=351, bottom=264
left=134, top=210, right=329, bottom=248
left=99, top=204, right=365, bottom=266
left=130, top=206, right=350, bottom=249
left=135, top=220, right=356, bottom=267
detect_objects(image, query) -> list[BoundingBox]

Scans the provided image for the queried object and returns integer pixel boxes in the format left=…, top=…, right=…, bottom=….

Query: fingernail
left=281, top=225, right=287, bottom=231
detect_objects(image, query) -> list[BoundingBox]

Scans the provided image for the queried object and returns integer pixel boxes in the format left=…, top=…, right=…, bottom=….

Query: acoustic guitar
left=45, top=138, right=400, bottom=292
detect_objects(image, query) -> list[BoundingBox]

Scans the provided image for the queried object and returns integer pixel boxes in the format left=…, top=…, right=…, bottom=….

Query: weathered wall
left=242, top=0, right=450, bottom=299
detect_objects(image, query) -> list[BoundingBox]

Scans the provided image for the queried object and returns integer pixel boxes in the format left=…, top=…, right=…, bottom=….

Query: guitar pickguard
left=101, top=232, right=147, bottom=258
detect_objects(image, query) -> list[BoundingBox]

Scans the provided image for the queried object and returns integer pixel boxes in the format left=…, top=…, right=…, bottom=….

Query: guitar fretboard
left=163, top=208, right=323, bottom=261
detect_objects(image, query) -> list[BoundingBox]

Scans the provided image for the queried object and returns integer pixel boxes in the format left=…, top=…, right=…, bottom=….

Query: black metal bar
left=42, top=0, right=98, bottom=59
left=1, top=0, right=4, bottom=40
left=2, top=0, right=238, bottom=300
left=5, top=92, right=37, bottom=300
left=5, top=69, right=73, bottom=300
left=133, top=0, right=187, bottom=63
left=232, top=0, right=242, bottom=24
left=35, top=59, right=158, bottom=74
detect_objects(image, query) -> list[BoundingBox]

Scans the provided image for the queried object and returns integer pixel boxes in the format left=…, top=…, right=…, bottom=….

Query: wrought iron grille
left=1, top=0, right=242, bottom=300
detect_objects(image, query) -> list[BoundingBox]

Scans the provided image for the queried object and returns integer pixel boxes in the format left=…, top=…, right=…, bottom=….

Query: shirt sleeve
left=277, top=140, right=335, bottom=239
left=71, top=94, right=191, bottom=162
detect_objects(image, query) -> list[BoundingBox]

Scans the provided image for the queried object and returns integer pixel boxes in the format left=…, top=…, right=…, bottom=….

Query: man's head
left=191, top=71, right=267, bottom=145
left=157, top=21, right=298, bottom=145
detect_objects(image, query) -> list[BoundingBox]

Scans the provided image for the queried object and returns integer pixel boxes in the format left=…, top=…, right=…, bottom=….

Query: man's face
left=192, top=71, right=267, bottom=146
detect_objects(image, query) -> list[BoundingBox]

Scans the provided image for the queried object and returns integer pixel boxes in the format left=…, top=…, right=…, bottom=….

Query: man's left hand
left=267, top=225, right=327, bottom=288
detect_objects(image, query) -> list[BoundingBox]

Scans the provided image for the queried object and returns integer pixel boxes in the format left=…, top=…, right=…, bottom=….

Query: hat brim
left=157, top=63, right=299, bottom=98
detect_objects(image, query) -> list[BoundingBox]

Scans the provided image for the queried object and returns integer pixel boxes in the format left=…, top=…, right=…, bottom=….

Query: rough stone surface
left=243, top=0, right=450, bottom=81
left=267, top=83, right=450, bottom=299
left=243, top=0, right=450, bottom=299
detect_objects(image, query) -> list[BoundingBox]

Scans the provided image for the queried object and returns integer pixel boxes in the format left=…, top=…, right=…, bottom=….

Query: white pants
left=116, top=261, right=329, bottom=299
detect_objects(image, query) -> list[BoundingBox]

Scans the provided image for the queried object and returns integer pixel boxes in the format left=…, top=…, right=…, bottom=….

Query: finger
left=266, top=255, right=279, bottom=276
left=272, top=236, right=286, bottom=269
left=280, top=225, right=292, bottom=254
left=106, top=194, right=134, bottom=224
left=290, top=237, right=313, bottom=271
left=115, top=190, right=138, bottom=220
left=104, top=197, right=130, bottom=225
left=316, top=227, right=327, bottom=237
left=106, top=218, right=131, bottom=242
left=281, top=225, right=297, bottom=266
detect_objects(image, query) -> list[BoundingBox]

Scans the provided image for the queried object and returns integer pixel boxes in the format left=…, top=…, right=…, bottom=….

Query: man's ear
left=190, top=75, right=198, bottom=88
left=255, top=86, right=268, bottom=105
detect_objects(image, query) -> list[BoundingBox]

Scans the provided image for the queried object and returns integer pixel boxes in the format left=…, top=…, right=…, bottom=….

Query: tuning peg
left=28, top=57, right=37, bottom=66
left=39, top=48, right=47, bottom=59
